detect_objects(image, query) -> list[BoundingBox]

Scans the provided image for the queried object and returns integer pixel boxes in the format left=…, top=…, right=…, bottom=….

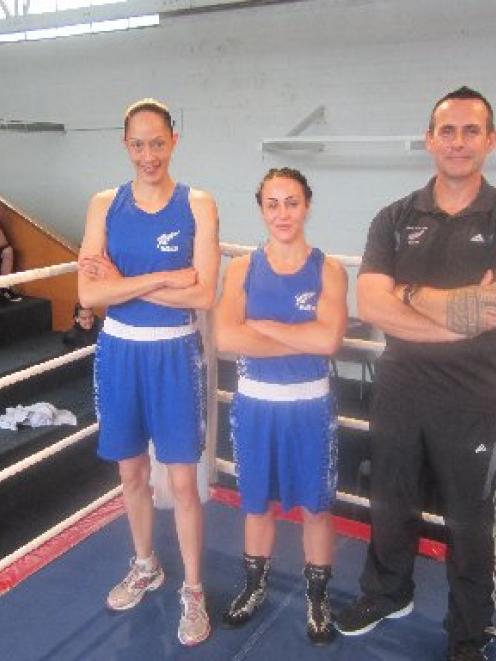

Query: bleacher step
left=0, top=296, right=52, bottom=346
left=0, top=330, right=78, bottom=380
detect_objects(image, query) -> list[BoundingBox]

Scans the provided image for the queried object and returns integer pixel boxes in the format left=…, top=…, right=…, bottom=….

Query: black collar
left=414, top=176, right=496, bottom=216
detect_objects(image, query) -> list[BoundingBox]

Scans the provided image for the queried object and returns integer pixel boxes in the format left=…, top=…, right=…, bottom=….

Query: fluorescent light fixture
left=129, top=14, right=159, bottom=28
left=0, top=9, right=159, bottom=42
left=57, top=21, right=91, bottom=35
left=26, top=27, right=60, bottom=39
left=91, top=17, right=128, bottom=32
left=2, top=0, right=126, bottom=18
left=91, top=0, right=123, bottom=5
left=0, top=31, right=25, bottom=42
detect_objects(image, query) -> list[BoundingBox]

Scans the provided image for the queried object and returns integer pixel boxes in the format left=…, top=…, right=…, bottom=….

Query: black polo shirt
left=360, top=177, right=496, bottom=411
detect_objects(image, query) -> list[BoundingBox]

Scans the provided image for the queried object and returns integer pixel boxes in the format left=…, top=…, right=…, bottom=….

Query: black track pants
left=360, top=387, right=496, bottom=646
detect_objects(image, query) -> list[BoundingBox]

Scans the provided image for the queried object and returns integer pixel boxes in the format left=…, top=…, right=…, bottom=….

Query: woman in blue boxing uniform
left=78, top=99, right=219, bottom=646
left=215, top=168, right=347, bottom=644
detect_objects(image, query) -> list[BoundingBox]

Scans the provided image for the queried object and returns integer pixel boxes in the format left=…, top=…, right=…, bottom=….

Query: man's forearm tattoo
left=446, top=287, right=496, bottom=336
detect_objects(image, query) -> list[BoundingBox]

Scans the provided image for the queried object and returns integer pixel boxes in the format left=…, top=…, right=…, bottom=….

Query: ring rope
left=0, top=345, right=95, bottom=391
left=0, top=261, right=77, bottom=288
left=0, top=422, right=99, bottom=485
left=215, top=458, right=444, bottom=526
left=217, top=389, right=370, bottom=431
left=0, top=395, right=369, bottom=488
left=220, top=241, right=362, bottom=266
left=0, top=338, right=380, bottom=398
left=0, top=245, right=361, bottom=291
left=218, top=338, right=384, bottom=361
left=0, top=484, right=123, bottom=573
left=342, top=337, right=384, bottom=353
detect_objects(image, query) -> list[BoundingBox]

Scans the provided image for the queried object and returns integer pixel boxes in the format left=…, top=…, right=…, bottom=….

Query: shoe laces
left=181, top=587, right=205, bottom=622
left=307, top=594, right=331, bottom=630
left=124, top=557, right=155, bottom=587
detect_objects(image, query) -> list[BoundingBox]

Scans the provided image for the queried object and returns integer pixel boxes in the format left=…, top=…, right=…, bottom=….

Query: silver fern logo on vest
left=157, top=231, right=180, bottom=252
left=295, top=291, right=317, bottom=311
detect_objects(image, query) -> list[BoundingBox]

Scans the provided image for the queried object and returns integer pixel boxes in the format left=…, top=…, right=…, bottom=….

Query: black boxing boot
left=304, top=563, right=336, bottom=645
left=222, top=553, right=270, bottom=627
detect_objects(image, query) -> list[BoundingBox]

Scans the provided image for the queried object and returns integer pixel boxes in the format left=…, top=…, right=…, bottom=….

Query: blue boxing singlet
left=240, top=246, right=329, bottom=383
left=105, top=181, right=195, bottom=327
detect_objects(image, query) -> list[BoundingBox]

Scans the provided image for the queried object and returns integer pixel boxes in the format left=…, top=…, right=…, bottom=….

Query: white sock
left=135, top=554, right=155, bottom=571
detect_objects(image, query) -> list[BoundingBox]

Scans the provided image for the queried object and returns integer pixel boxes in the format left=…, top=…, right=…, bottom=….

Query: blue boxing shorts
left=230, top=375, right=338, bottom=514
left=94, top=317, right=206, bottom=464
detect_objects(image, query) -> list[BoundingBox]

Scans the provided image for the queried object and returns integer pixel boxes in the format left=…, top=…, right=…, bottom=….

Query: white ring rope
left=0, top=261, right=77, bottom=288
left=217, top=389, right=370, bottom=431
left=220, top=241, right=362, bottom=267
left=215, top=458, right=444, bottom=526
left=0, top=245, right=360, bottom=291
left=0, top=422, right=99, bottom=485
left=0, top=397, right=369, bottom=487
left=0, top=485, right=123, bottom=574
left=338, top=415, right=370, bottom=432
left=220, top=242, right=256, bottom=257
left=0, top=345, right=95, bottom=391
left=342, top=337, right=384, bottom=353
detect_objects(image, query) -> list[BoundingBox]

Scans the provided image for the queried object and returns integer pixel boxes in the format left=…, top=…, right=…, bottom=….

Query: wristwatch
left=402, top=284, right=418, bottom=306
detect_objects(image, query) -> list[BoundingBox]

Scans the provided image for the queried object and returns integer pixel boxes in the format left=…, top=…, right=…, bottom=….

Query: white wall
left=0, top=0, right=495, bottom=278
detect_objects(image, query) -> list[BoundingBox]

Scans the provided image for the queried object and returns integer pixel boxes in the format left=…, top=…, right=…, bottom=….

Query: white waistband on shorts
left=103, top=317, right=196, bottom=341
left=237, top=375, right=329, bottom=402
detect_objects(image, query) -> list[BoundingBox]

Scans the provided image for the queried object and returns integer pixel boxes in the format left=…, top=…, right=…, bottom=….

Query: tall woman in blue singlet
left=215, top=168, right=348, bottom=644
left=78, top=99, right=219, bottom=646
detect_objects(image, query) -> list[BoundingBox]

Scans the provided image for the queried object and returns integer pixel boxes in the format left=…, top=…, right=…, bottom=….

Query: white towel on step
left=0, top=402, right=77, bottom=430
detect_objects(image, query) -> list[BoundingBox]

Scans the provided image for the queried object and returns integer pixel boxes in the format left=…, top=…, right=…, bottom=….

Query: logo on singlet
left=295, top=291, right=317, bottom=311
left=157, top=231, right=180, bottom=252
left=470, top=233, right=485, bottom=243
left=406, top=226, right=429, bottom=245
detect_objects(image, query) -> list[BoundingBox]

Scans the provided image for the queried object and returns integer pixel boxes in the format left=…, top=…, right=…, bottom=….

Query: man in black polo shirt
left=335, top=87, right=496, bottom=661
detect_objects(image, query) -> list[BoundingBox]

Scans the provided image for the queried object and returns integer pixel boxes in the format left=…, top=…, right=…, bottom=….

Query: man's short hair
left=429, top=86, right=495, bottom=133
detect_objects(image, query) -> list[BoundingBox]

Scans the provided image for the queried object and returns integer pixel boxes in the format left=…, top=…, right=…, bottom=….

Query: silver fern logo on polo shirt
left=295, top=291, right=317, bottom=311
left=157, top=230, right=180, bottom=252
left=406, top=226, right=429, bottom=245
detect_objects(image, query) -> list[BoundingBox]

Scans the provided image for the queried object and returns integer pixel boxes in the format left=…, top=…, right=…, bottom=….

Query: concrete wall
left=0, top=0, right=495, bottom=276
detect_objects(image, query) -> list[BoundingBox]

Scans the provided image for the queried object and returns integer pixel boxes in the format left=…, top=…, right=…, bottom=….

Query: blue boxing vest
left=240, top=247, right=329, bottom=384
left=105, top=182, right=195, bottom=327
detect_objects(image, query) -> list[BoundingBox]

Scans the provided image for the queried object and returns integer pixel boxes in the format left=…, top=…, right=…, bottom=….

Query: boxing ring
left=0, top=247, right=461, bottom=661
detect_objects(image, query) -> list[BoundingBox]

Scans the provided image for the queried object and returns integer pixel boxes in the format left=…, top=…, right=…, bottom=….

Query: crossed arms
left=78, top=188, right=219, bottom=311
left=215, top=255, right=348, bottom=357
left=358, top=269, right=496, bottom=342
